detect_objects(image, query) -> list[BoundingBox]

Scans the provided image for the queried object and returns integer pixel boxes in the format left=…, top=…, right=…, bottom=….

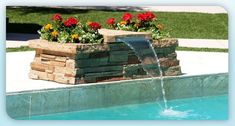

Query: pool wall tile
left=31, top=90, right=70, bottom=116
left=202, top=74, right=228, bottom=96
left=69, top=85, right=105, bottom=111
left=104, top=81, right=141, bottom=106
left=139, top=79, right=163, bottom=103
left=6, top=73, right=228, bottom=119
left=164, top=76, right=203, bottom=100
left=6, top=93, right=30, bottom=118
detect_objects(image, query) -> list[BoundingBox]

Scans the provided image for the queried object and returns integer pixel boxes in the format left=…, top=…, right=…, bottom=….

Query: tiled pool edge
left=6, top=73, right=228, bottom=119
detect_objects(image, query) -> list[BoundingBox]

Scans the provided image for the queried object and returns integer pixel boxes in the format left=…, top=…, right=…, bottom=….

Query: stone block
left=167, top=52, right=177, bottom=60
left=164, top=66, right=182, bottom=76
left=28, top=39, right=78, bottom=54
left=124, top=64, right=145, bottom=77
left=68, top=77, right=79, bottom=84
left=40, top=54, right=56, bottom=60
left=66, top=59, right=76, bottom=68
left=31, top=62, right=46, bottom=72
left=42, top=50, right=76, bottom=59
left=128, top=54, right=140, bottom=64
left=109, top=51, right=128, bottom=63
left=54, top=73, right=69, bottom=84
left=108, top=42, right=131, bottom=51
left=99, top=29, right=152, bottom=43
left=50, top=60, right=66, bottom=67
left=54, top=66, right=77, bottom=77
left=152, top=38, right=178, bottom=48
left=160, top=58, right=180, bottom=67
left=76, top=57, right=108, bottom=68
left=55, top=56, right=67, bottom=62
left=76, top=52, right=90, bottom=59
left=29, top=72, right=39, bottom=79
left=29, top=70, right=50, bottom=80
left=89, top=51, right=109, bottom=58
left=35, top=49, right=43, bottom=56
left=85, top=71, right=123, bottom=78
left=77, top=65, right=123, bottom=76
left=47, top=73, right=55, bottom=81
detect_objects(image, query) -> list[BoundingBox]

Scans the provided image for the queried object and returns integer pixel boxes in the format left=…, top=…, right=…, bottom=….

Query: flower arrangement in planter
left=29, top=12, right=181, bottom=85
left=38, top=14, right=103, bottom=44
left=106, top=12, right=170, bottom=39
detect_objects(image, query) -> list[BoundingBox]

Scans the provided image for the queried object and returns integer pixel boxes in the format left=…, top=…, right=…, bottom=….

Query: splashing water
left=160, top=107, right=191, bottom=118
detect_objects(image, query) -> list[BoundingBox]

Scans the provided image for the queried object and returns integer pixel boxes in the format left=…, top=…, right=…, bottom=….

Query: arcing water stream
left=117, top=37, right=189, bottom=118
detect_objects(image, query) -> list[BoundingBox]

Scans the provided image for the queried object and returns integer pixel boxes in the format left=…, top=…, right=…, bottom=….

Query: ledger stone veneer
left=29, top=29, right=181, bottom=84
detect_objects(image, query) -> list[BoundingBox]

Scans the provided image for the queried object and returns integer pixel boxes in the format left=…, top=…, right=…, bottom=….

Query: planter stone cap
left=99, top=29, right=152, bottom=43
left=28, top=39, right=109, bottom=54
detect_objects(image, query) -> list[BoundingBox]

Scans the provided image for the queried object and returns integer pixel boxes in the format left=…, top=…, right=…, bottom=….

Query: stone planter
left=28, top=29, right=181, bottom=84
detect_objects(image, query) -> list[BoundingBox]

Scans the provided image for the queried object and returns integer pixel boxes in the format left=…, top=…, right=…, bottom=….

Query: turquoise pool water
left=22, top=95, right=228, bottom=120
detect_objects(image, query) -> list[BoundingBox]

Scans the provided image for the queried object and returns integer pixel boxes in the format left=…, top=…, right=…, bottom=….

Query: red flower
left=88, top=22, right=101, bottom=30
left=137, top=13, right=148, bottom=21
left=137, top=12, right=155, bottom=22
left=106, top=18, right=116, bottom=25
left=145, top=12, right=155, bottom=20
left=64, top=17, right=78, bottom=27
left=52, top=13, right=62, bottom=21
left=122, top=12, right=132, bottom=21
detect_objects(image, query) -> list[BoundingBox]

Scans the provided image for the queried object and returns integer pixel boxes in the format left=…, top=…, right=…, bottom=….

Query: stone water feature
left=28, top=29, right=181, bottom=84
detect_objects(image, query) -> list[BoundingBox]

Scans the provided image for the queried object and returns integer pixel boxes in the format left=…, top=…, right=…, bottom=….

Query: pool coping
left=6, top=72, right=228, bottom=95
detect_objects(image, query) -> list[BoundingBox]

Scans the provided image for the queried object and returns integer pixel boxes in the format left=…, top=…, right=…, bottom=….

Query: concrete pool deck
left=6, top=51, right=228, bottom=93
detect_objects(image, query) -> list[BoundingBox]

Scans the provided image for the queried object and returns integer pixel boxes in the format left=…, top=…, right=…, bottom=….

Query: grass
left=176, top=47, right=228, bottom=52
left=6, top=46, right=34, bottom=52
left=6, top=46, right=228, bottom=53
left=6, top=7, right=228, bottom=39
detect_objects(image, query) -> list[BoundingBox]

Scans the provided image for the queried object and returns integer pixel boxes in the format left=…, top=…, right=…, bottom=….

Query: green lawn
left=6, top=7, right=228, bottom=39
left=176, top=47, right=228, bottom=52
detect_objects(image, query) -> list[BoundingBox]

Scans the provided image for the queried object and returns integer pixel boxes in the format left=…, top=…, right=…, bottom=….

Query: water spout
left=117, top=37, right=168, bottom=109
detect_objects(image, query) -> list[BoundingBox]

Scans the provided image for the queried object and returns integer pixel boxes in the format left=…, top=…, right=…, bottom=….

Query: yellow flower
left=86, top=21, right=92, bottom=25
left=71, top=34, right=79, bottom=40
left=120, top=21, right=127, bottom=25
left=134, top=23, right=140, bottom=27
left=157, top=24, right=163, bottom=30
left=44, top=24, right=52, bottom=31
left=51, top=30, right=58, bottom=38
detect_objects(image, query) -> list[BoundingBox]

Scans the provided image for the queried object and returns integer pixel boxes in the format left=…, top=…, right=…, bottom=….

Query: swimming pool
left=20, top=95, right=227, bottom=120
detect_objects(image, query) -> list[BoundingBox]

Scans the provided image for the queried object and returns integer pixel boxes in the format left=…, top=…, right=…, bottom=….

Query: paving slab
left=178, top=39, right=228, bottom=49
left=6, top=51, right=228, bottom=93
